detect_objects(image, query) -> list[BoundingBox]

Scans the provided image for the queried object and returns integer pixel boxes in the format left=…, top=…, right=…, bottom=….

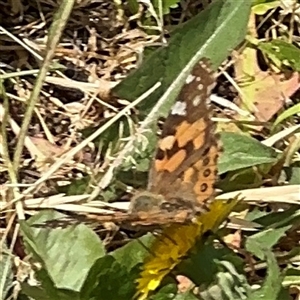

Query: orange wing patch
left=154, top=149, right=186, bottom=173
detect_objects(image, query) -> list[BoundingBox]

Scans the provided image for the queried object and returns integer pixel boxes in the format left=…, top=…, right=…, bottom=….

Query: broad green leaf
left=21, top=268, right=80, bottom=300
left=114, top=0, right=251, bottom=117
left=246, top=250, right=283, bottom=300
left=80, top=255, right=136, bottom=300
left=219, top=132, right=278, bottom=174
left=245, top=226, right=291, bottom=260
left=80, top=235, right=155, bottom=300
left=21, top=211, right=105, bottom=291
left=179, top=242, right=240, bottom=286
left=112, top=233, right=154, bottom=272
left=105, top=0, right=251, bottom=189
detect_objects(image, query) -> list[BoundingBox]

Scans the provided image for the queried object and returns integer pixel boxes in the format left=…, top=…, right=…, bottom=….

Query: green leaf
left=288, top=165, right=300, bottom=184
left=119, top=129, right=157, bottom=173
left=156, top=286, right=199, bottom=300
left=60, top=176, right=91, bottom=195
left=283, top=267, right=300, bottom=286
left=179, top=238, right=249, bottom=300
left=246, top=207, right=269, bottom=222
left=127, top=0, right=139, bottom=14
left=258, top=39, right=300, bottom=71
left=179, top=239, right=244, bottom=286
left=80, top=255, right=136, bottom=300
left=112, top=233, right=154, bottom=272
left=246, top=250, right=283, bottom=300
left=152, top=284, right=182, bottom=300
left=0, top=243, right=13, bottom=300
left=245, top=226, right=291, bottom=260
left=106, top=0, right=251, bottom=187
left=252, top=0, right=280, bottom=15
left=272, top=103, right=300, bottom=130
left=200, top=260, right=251, bottom=300
left=218, top=168, right=264, bottom=192
left=79, top=235, right=156, bottom=300
left=152, top=0, right=180, bottom=15
left=20, top=211, right=105, bottom=291
left=253, top=206, right=300, bottom=229
left=219, top=132, right=278, bottom=174
left=21, top=269, right=80, bottom=300
left=113, top=0, right=251, bottom=117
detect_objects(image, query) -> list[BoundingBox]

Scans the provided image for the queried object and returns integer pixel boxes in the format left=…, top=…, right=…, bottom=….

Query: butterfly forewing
left=147, top=59, right=218, bottom=209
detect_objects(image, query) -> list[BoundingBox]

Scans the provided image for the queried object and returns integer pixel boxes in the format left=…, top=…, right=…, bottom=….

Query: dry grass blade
left=218, top=185, right=300, bottom=204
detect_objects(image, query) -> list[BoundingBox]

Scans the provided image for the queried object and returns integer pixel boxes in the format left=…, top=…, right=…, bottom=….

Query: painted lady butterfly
left=38, top=58, right=218, bottom=229
left=86, top=58, right=218, bottom=228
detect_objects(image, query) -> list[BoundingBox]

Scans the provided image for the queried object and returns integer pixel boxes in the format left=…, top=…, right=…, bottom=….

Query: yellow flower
left=136, top=198, right=239, bottom=300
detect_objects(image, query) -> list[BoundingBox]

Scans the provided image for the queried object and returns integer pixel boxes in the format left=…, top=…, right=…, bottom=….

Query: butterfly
left=82, top=58, right=219, bottom=228
left=41, top=58, right=218, bottom=229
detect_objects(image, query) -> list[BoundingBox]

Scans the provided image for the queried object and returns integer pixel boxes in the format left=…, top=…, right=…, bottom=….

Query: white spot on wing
left=186, top=74, right=195, bottom=84
left=193, top=95, right=202, bottom=106
left=198, top=83, right=204, bottom=90
left=171, top=101, right=187, bottom=116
